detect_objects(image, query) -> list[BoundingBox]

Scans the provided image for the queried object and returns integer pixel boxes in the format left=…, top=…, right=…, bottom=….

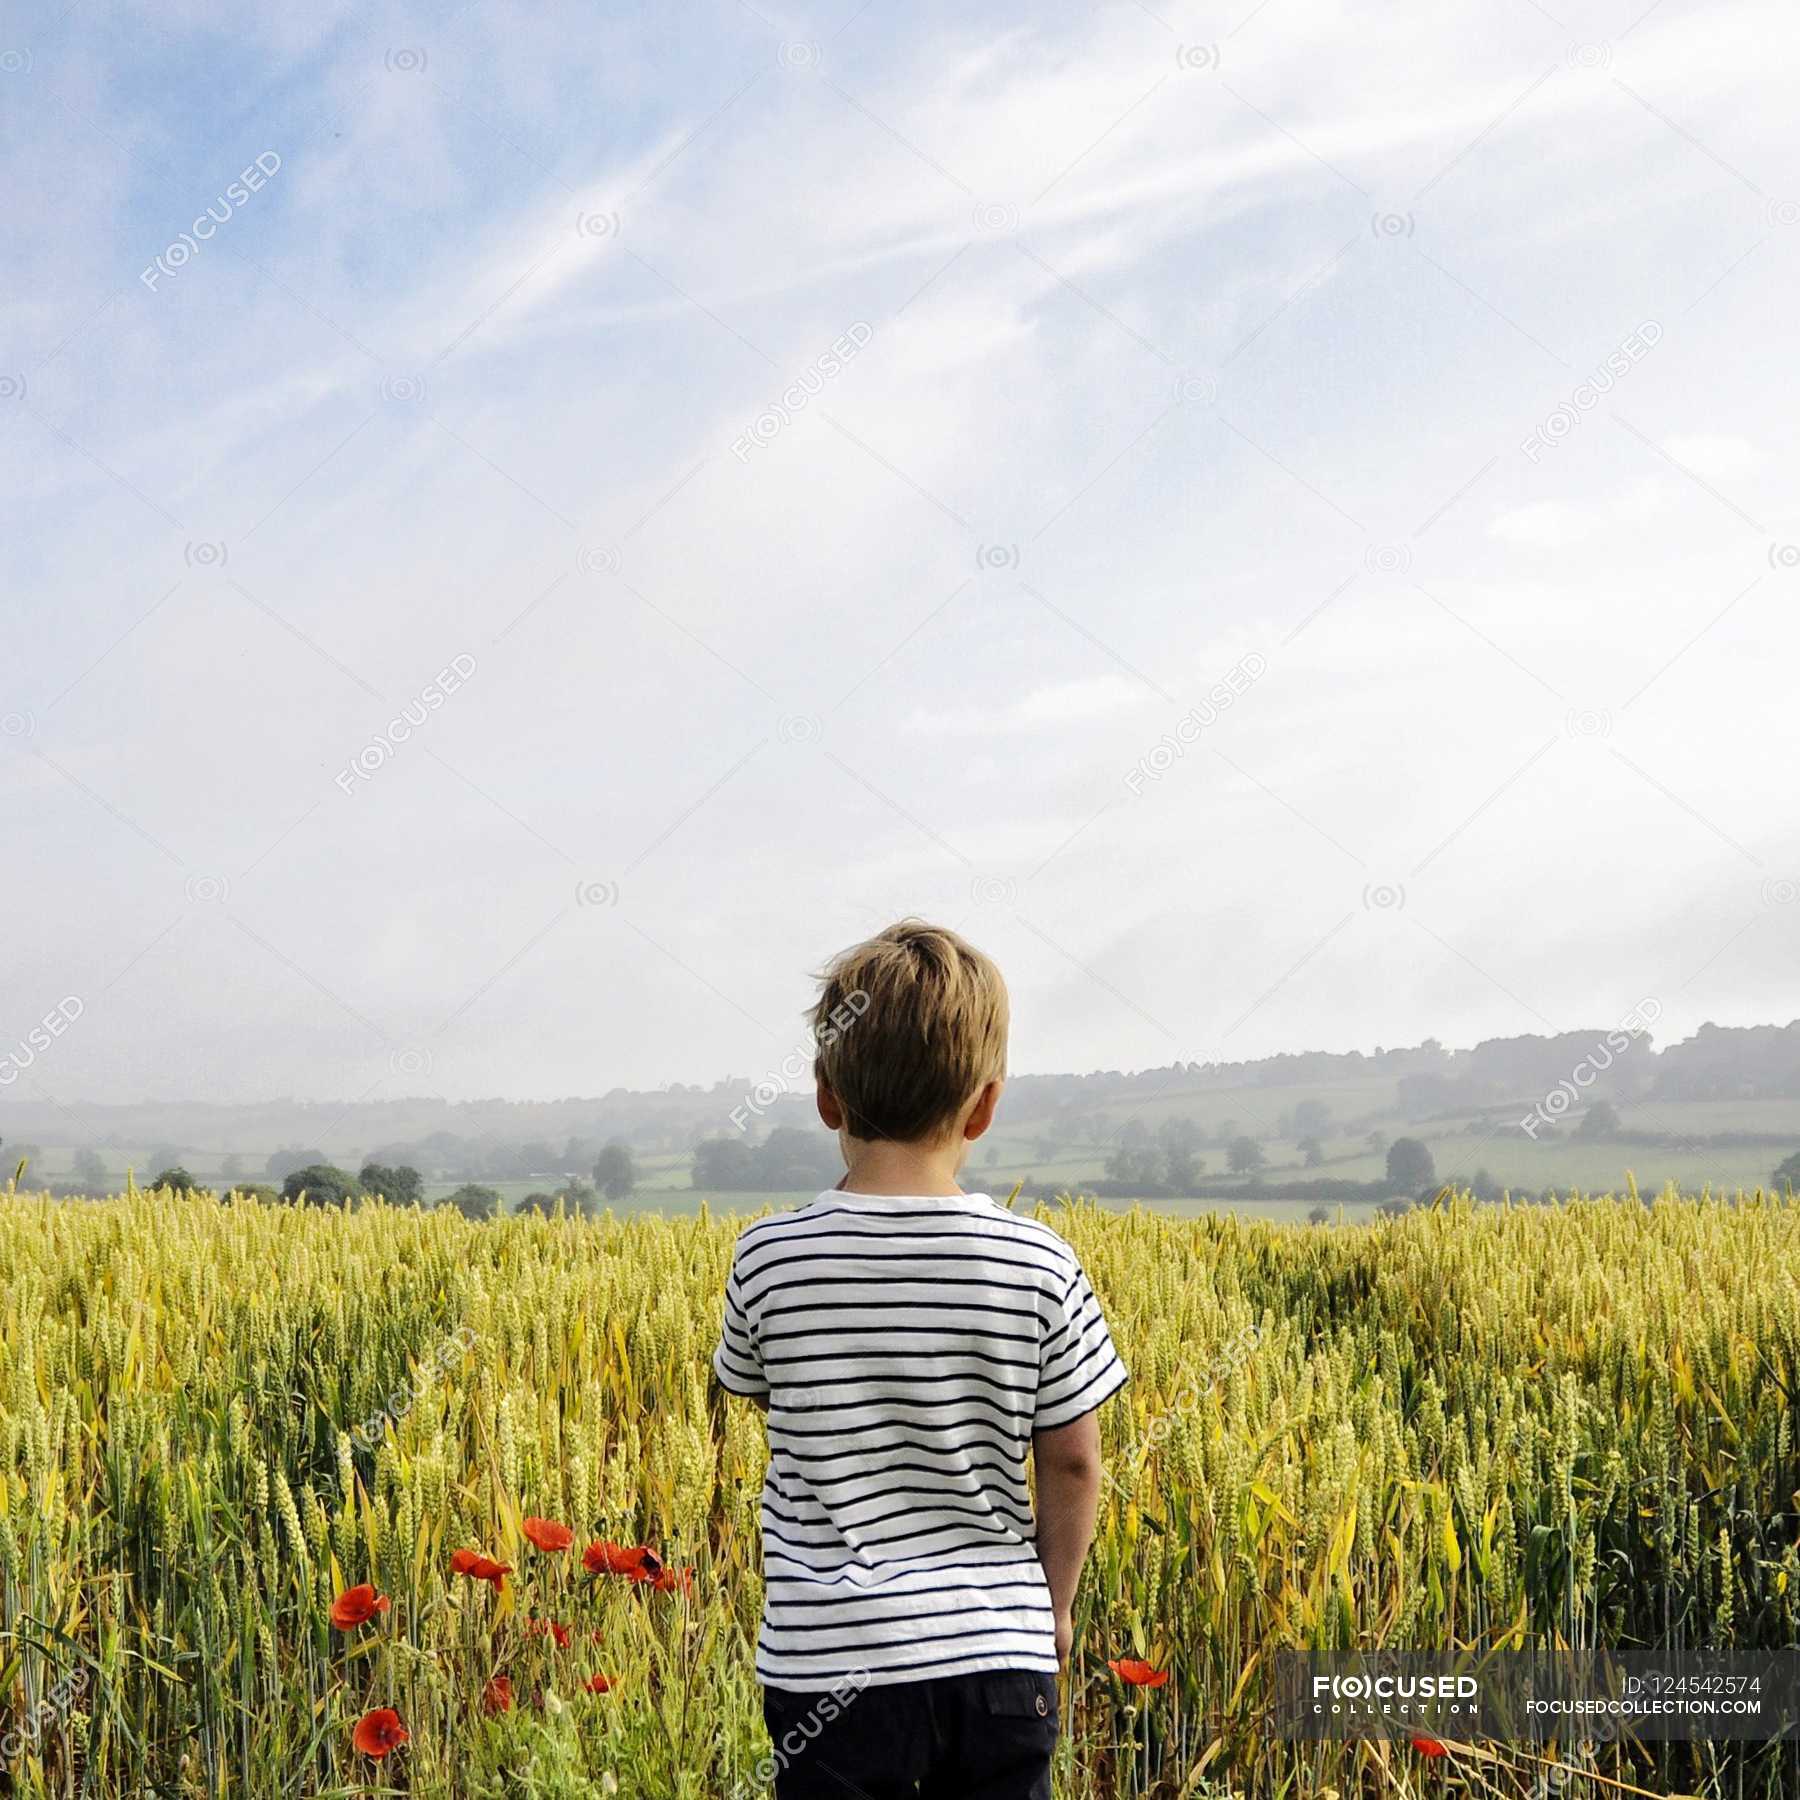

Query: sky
left=2, top=0, right=1798, bottom=1106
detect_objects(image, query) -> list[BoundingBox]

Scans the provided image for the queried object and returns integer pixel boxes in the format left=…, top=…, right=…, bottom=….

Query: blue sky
left=3, top=0, right=1797, bottom=1103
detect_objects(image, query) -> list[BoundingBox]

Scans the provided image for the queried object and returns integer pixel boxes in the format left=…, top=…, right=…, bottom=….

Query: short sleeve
left=1034, top=1258, right=1127, bottom=1431
left=711, top=1234, right=769, bottom=1399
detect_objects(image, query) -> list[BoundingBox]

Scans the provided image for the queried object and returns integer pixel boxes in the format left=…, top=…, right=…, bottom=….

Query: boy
left=713, top=920, right=1128, bottom=1799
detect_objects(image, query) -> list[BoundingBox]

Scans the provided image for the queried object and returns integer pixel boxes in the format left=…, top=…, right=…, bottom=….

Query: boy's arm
left=1032, top=1411, right=1103, bottom=1666
left=1031, top=1255, right=1127, bottom=1667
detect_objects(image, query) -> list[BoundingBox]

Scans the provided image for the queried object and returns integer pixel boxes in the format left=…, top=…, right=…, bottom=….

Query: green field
left=13, top=1087, right=1798, bottom=1215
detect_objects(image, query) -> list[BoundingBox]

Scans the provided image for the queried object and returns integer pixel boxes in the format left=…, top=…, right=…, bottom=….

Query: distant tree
left=1299, top=1136, right=1326, bottom=1168
left=358, top=1162, right=424, bottom=1205
left=1468, top=1167, right=1501, bottom=1202
left=1773, top=1152, right=1800, bottom=1194
left=146, top=1146, right=183, bottom=1176
left=1307, top=1205, right=1330, bottom=1226
left=755, top=1127, right=843, bottom=1191
left=267, top=1147, right=328, bottom=1181
left=281, top=1164, right=357, bottom=1208
left=1158, top=1117, right=1203, bottom=1153
left=1377, top=1195, right=1414, bottom=1218
left=1118, top=1118, right=1151, bottom=1150
left=593, top=1141, right=637, bottom=1201
left=1574, top=1101, right=1621, bottom=1141
left=440, top=1183, right=503, bottom=1220
left=515, top=1192, right=559, bottom=1216
left=1385, top=1137, right=1436, bottom=1192
left=151, top=1166, right=196, bottom=1193
left=556, top=1180, right=600, bottom=1217
left=1104, top=1144, right=1161, bottom=1188
left=72, top=1148, right=108, bottom=1190
left=1292, top=1098, right=1333, bottom=1139
left=1226, top=1135, right=1266, bottom=1175
left=507, top=1141, right=560, bottom=1178
left=693, top=1137, right=756, bottom=1189
left=220, top=1152, right=244, bottom=1181
left=227, top=1182, right=279, bottom=1203
left=1161, top=1145, right=1203, bottom=1191
left=1366, top=1131, right=1388, bottom=1155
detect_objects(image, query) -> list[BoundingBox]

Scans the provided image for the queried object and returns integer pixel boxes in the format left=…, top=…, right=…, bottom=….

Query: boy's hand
left=1054, top=1609, right=1074, bottom=1667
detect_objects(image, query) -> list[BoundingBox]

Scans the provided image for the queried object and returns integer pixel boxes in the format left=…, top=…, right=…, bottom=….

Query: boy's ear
left=816, top=1081, right=845, bottom=1133
left=963, top=1079, right=1003, bottom=1141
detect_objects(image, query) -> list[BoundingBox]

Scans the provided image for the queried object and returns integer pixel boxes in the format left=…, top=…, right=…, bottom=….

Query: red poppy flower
left=583, top=1540, right=658, bottom=1578
left=483, top=1675, right=514, bottom=1715
left=329, top=1583, right=391, bottom=1630
left=639, top=1565, right=693, bottom=1594
left=1411, top=1735, right=1448, bottom=1759
left=1107, top=1658, right=1170, bottom=1688
left=584, top=1672, right=614, bottom=1694
left=522, top=1516, right=574, bottom=1553
left=353, top=1707, right=409, bottom=1758
left=450, top=1548, right=512, bottom=1589
left=526, top=1618, right=573, bottom=1649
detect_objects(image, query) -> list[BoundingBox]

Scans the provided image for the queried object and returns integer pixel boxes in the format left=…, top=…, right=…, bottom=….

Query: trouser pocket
left=976, top=1669, right=1059, bottom=1733
left=933, top=1671, right=1057, bottom=1800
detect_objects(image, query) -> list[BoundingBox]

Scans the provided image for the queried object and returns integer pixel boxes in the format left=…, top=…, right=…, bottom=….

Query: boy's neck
left=837, top=1136, right=967, bottom=1197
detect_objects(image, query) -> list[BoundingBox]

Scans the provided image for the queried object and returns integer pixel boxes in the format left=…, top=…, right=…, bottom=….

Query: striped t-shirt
left=712, top=1190, right=1128, bottom=1691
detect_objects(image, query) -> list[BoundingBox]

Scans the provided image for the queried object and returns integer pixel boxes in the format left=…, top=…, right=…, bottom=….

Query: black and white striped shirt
left=712, top=1191, right=1127, bottom=1691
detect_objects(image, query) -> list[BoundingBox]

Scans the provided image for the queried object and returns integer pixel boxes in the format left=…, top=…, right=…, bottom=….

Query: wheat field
left=0, top=1184, right=1795, bottom=1798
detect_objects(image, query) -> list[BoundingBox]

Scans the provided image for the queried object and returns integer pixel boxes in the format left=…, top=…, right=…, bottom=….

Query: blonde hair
left=809, top=920, right=1009, bottom=1143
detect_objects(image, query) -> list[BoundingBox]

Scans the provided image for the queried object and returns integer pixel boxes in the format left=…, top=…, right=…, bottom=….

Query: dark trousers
left=763, top=1669, right=1058, bottom=1799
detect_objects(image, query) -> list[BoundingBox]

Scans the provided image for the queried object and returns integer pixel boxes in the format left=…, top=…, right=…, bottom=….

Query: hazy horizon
left=3, top=1013, right=1795, bottom=1121
left=6, top=0, right=1799, bottom=1107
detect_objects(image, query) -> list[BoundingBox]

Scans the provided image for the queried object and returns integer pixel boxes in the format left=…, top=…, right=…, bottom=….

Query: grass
left=1, top=1181, right=1797, bottom=1796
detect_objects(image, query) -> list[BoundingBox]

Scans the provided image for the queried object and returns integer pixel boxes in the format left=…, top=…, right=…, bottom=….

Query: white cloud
left=4, top=0, right=1799, bottom=1102
left=905, top=674, right=1146, bottom=735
